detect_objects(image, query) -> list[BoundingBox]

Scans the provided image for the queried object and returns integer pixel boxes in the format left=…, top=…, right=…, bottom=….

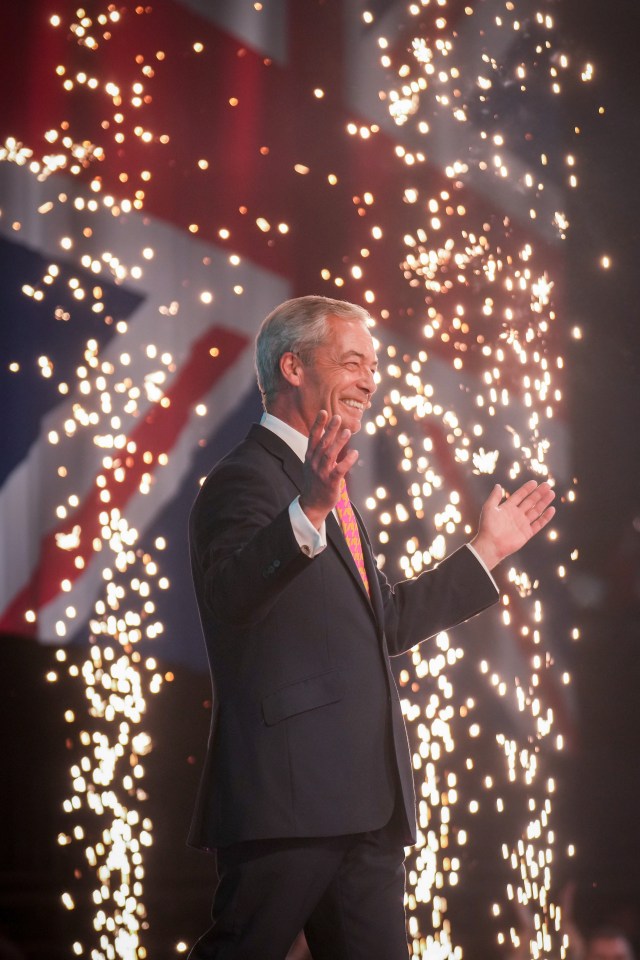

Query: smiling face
left=276, top=315, right=378, bottom=436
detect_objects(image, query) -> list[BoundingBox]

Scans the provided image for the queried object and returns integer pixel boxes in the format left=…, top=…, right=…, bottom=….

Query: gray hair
left=255, top=295, right=371, bottom=407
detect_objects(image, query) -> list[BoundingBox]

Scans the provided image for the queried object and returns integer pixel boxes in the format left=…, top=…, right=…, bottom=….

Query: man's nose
left=369, top=373, right=378, bottom=396
left=359, top=367, right=377, bottom=395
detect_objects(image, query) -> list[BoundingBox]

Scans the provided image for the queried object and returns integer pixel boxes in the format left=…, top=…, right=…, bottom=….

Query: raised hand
left=470, top=479, right=556, bottom=571
left=299, top=411, right=358, bottom=529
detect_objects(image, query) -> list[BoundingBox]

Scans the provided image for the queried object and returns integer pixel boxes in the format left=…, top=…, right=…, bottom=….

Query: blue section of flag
left=0, top=236, right=143, bottom=487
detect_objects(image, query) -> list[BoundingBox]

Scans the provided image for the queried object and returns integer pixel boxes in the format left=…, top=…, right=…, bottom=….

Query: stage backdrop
left=1, top=2, right=579, bottom=958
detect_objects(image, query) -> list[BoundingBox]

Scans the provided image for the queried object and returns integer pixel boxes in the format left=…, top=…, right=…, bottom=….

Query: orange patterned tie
left=335, top=478, right=370, bottom=595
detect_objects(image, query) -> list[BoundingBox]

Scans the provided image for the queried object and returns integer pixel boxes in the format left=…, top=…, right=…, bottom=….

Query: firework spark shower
left=1, top=2, right=637, bottom=959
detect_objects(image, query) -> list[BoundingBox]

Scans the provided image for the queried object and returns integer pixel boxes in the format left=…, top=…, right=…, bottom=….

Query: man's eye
left=344, top=362, right=359, bottom=371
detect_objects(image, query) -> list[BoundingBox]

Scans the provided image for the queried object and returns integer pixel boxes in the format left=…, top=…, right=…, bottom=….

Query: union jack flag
left=0, top=0, right=573, bottom=742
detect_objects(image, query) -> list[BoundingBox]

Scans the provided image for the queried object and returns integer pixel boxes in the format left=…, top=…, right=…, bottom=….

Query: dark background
left=560, top=0, right=640, bottom=945
left=1, top=0, right=640, bottom=957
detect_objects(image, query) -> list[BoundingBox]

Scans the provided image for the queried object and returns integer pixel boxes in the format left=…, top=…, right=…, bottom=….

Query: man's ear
left=279, top=351, right=304, bottom=388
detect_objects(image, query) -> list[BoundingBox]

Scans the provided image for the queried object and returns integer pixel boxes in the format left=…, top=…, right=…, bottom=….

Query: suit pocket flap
left=262, top=670, right=341, bottom=726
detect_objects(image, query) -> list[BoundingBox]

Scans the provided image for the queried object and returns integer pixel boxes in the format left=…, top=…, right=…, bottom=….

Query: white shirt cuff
left=289, top=497, right=327, bottom=558
left=465, top=542, right=499, bottom=593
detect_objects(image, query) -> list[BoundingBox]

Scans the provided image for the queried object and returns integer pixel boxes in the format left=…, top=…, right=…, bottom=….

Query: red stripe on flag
left=0, top=324, right=249, bottom=636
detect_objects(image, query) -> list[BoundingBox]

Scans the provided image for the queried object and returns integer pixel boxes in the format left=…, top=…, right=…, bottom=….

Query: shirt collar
left=260, top=411, right=309, bottom=463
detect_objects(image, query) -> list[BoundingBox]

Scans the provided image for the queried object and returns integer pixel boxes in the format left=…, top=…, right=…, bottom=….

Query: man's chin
left=337, top=404, right=364, bottom=433
left=340, top=414, right=362, bottom=434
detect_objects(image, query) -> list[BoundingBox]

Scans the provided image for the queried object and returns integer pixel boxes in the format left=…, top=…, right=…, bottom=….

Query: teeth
left=343, top=400, right=364, bottom=410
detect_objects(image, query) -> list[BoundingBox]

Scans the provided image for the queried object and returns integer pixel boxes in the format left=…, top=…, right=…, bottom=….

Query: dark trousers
left=188, top=818, right=409, bottom=960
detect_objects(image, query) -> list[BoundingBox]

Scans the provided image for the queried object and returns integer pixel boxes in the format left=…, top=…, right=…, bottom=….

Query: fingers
left=301, top=413, right=358, bottom=519
left=498, top=478, right=556, bottom=531
left=317, top=426, right=350, bottom=472
left=509, top=479, right=555, bottom=513
left=485, top=483, right=504, bottom=510
left=336, top=446, right=359, bottom=476
left=510, top=479, right=539, bottom=506
left=307, top=409, right=330, bottom=451
left=476, top=479, right=557, bottom=564
left=513, top=481, right=556, bottom=539
left=307, top=411, right=338, bottom=460
left=522, top=484, right=556, bottom=521
left=530, top=505, right=555, bottom=534
left=307, top=413, right=351, bottom=471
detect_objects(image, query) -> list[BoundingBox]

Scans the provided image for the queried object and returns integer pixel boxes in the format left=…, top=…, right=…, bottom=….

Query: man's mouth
left=341, top=399, right=366, bottom=411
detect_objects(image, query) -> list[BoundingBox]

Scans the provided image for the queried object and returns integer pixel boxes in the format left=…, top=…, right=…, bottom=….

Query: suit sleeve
left=190, top=458, right=314, bottom=627
left=376, top=545, right=500, bottom=657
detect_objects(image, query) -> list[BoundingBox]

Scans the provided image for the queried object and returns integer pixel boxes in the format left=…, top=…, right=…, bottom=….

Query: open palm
left=471, top=480, right=556, bottom=571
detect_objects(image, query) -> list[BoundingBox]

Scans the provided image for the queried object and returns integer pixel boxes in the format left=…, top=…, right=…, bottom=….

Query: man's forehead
left=325, top=315, right=376, bottom=355
left=339, top=340, right=377, bottom=358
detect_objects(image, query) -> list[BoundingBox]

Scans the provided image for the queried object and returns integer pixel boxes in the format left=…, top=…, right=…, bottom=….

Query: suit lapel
left=249, top=423, right=305, bottom=493
left=351, top=501, right=384, bottom=626
left=325, top=512, right=374, bottom=609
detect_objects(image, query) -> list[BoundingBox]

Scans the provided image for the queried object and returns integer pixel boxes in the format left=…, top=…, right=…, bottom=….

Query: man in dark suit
left=187, top=295, right=555, bottom=959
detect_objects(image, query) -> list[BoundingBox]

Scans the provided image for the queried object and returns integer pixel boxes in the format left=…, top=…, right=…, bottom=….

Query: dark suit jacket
left=188, top=424, right=498, bottom=850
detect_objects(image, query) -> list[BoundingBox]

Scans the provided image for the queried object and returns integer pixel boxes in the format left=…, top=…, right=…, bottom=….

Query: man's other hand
left=471, top=479, right=556, bottom=570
